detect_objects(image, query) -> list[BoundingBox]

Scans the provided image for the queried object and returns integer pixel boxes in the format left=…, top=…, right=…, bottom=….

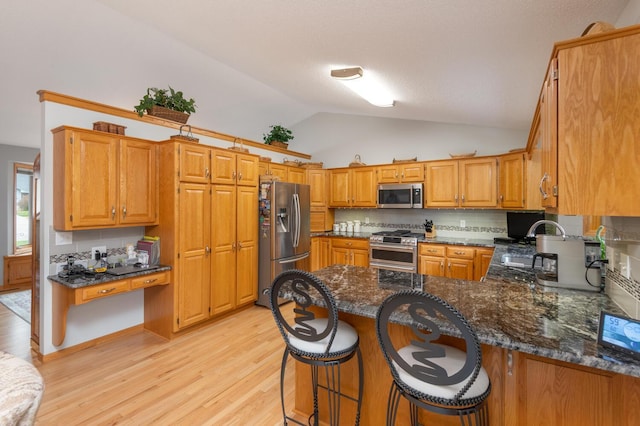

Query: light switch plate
left=620, top=253, right=631, bottom=279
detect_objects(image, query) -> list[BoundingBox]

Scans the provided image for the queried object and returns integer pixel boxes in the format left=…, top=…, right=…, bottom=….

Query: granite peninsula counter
left=288, top=264, right=640, bottom=425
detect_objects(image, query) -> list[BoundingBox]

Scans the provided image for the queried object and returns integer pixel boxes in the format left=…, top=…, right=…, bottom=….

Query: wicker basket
left=349, top=154, right=366, bottom=167
left=170, top=125, right=199, bottom=143
left=147, top=105, right=190, bottom=124
left=93, top=121, right=126, bottom=135
left=270, top=140, right=289, bottom=149
left=300, top=162, right=324, bottom=169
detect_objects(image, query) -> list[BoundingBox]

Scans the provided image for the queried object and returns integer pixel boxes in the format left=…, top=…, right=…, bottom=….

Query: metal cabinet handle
left=205, top=246, right=211, bottom=255
left=499, top=195, right=504, bottom=202
left=455, top=194, right=458, bottom=202
left=144, top=278, right=158, bottom=284
left=507, top=350, right=513, bottom=376
left=238, top=241, right=243, bottom=249
left=232, top=242, right=236, bottom=252
left=111, top=206, right=116, bottom=220
left=454, top=251, right=466, bottom=255
left=461, top=194, right=465, bottom=203
left=427, top=249, right=437, bottom=253
left=238, top=172, right=242, bottom=181
left=205, top=168, right=210, bottom=178
left=98, top=287, right=116, bottom=294
left=539, top=173, right=549, bottom=200
left=232, top=170, right=237, bottom=179
left=122, top=206, right=127, bottom=219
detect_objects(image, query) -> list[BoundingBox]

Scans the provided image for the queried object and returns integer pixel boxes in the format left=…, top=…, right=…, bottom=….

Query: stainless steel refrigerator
left=256, top=180, right=310, bottom=307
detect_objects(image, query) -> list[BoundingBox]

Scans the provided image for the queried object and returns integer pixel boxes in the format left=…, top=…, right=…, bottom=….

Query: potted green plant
left=263, top=125, right=294, bottom=148
left=134, top=86, right=197, bottom=124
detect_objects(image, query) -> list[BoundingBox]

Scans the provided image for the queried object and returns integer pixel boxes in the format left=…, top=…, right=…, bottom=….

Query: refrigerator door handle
left=278, top=252, right=310, bottom=264
left=292, top=193, right=301, bottom=248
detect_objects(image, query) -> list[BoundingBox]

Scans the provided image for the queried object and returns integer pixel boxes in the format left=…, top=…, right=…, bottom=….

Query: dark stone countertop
left=311, top=232, right=495, bottom=247
left=305, top=264, right=640, bottom=378
left=48, top=265, right=171, bottom=289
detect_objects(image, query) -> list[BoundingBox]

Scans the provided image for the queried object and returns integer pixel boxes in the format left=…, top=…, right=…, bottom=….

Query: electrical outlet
left=605, top=246, right=615, bottom=271
left=460, top=220, right=466, bottom=228
left=620, top=253, right=631, bottom=279
left=365, top=217, right=370, bottom=224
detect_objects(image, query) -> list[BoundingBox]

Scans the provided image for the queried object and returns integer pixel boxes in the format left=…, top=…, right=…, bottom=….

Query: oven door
left=369, top=242, right=417, bottom=272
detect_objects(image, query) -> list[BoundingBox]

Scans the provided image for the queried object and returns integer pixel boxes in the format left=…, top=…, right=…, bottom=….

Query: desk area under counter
left=289, top=264, right=640, bottom=425
left=48, top=266, right=171, bottom=346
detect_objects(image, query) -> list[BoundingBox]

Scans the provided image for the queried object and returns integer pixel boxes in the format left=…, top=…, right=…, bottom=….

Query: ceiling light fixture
left=330, top=66, right=395, bottom=108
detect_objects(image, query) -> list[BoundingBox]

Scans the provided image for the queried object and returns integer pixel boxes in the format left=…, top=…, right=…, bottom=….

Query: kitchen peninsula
left=288, top=262, right=640, bottom=426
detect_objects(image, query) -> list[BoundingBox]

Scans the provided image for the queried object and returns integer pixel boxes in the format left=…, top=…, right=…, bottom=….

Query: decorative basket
left=349, top=154, right=366, bottom=167
left=270, top=140, right=289, bottom=149
left=170, top=125, right=199, bottom=143
left=449, top=150, right=477, bottom=159
left=300, top=162, right=324, bottom=169
left=228, top=137, right=249, bottom=153
left=93, top=121, right=126, bottom=135
left=259, top=156, right=272, bottom=162
left=147, top=105, right=190, bottom=124
left=393, top=157, right=417, bottom=163
left=282, top=158, right=301, bottom=167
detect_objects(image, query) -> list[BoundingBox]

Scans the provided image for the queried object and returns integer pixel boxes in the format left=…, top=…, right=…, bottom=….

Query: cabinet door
left=236, top=185, right=259, bottom=305
left=287, top=166, right=306, bottom=184
left=474, top=248, right=495, bottom=281
left=331, top=246, right=350, bottom=265
left=351, top=167, right=377, bottom=207
left=329, top=169, right=351, bottom=207
left=459, top=158, right=498, bottom=207
left=308, top=169, right=327, bottom=207
left=269, top=164, right=288, bottom=182
left=499, top=152, right=525, bottom=209
left=377, top=165, right=400, bottom=183
left=70, top=130, right=119, bottom=228
left=351, top=248, right=369, bottom=267
left=258, top=161, right=269, bottom=177
left=236, top=153, right=259, bottom=186
left=425, top=161, right=459, bottom=207
left=446, top=258, right=474, bottom=280
left=311, top=237, right=332, bottom=271
left=211, top=184, right=236, bottom=315
left=120, top=139, right=158, bottom=224
left=400, top=163, right=425, bottom=182
left=540, top=58, right=558, bottom=208
left=177, top=182, right=211, bottom=329
left=180, top=144, right=211, bottom=183
left=419, top=256, right=445, bottom=276
left=211, top=149, right=236, bottom=185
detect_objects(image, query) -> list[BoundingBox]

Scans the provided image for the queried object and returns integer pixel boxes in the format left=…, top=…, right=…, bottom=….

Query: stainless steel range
left=369, top=230, right=424, bottom=272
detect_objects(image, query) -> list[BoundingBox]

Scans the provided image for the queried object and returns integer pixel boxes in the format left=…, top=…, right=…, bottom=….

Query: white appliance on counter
left=256, top=180, right=310, bottom=307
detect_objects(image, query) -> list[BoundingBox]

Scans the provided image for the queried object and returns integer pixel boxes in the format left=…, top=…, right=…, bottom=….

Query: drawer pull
left=428, top=249, right=437, bottom=253
left=98, top=287, right=116, bottom=294
left=144, top=278, right=158, bottom=284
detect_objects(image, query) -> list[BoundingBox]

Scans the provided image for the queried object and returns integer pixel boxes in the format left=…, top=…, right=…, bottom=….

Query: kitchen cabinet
left=528, top=25, right=640, bottom=216
left=52, top=126, right=158, bottom=230
left=498, top=152, right=526, bottom=209
left=145, top=140, right=259, bottom=338
left=424, top=158, right=497, bottom=208
left=330, top=238, right=369, bottom=267
left=310, top=237, right=331, bottom=271
left=377, top=162, right=425, bottom=183
left=287, top=166, right=306, bottom=184
left=419, top=244, right=492, bottom=280
left=259, top=162, right=306, bottom=183
left=212, top=149, right=259, bottom=186
left=328, top=167, right=377, bottom=208
left=2, top=254, right=32, bottom=291
left=307, top=169, right=334, bottom=232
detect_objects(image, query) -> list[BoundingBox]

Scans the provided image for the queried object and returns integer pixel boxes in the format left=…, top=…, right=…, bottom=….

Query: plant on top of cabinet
left=263, top=124, right=294, bottom=149
left=134, top=86, right=197, bottom=124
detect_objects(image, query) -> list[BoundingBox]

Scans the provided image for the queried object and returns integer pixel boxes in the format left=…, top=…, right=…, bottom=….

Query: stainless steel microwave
left=377, top=183, right=423, bottom=208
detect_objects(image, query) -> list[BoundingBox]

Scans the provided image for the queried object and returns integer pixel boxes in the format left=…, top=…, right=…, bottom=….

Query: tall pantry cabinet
left=144, top=140, right=259, bottom=339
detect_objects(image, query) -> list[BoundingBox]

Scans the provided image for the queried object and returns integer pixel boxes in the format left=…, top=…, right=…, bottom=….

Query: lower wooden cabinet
left=330, top=238, right=369, bottom=267
left=3, top=254, right=32, bottom=291
left=419, top=244, right=494, bottom=280
left=311, top=237, right=331, bottom=271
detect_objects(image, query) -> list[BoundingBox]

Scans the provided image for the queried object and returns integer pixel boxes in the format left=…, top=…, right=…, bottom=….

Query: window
left=14, top=162, right=33, bottom=254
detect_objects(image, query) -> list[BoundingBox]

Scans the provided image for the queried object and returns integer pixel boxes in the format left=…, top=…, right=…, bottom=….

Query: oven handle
left=369, top=243, right=417, bottom=252
left=370, top=262, right=417, bottom=273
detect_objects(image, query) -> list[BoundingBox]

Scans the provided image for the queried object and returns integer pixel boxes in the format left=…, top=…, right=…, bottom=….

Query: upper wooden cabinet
left=259, top=161, right=306, bottom=184
left=328, top=167, right=377, bottom=208
left=425, top=158, right=497, bottom=208
left=307, top=169, right=334, bottom=232
left=212, top=149, right=259, bottom=186
left=179, top=143, right=211, bottom=183
left=498, top=152, right=526, bottom=209
left=377, top=162, right=425, bottom=183
left=528, top=25, right=640, bottom=216
left=52, top=126, right=158, bottom=230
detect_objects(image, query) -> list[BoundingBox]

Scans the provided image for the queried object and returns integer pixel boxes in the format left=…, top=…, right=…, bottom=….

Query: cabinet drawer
left=419, top=244, right=445, bottom=257
left=445, top=246, right=475, bottom=259
left=78, top=280, right=130, bottom=303
left=131, top=271, right=170, bottom=289
left=331, top=238, right=369, bottom=250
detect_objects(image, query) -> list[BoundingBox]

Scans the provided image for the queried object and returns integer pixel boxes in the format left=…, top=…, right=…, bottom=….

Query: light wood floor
left=0, top=302, right=305, bottom=425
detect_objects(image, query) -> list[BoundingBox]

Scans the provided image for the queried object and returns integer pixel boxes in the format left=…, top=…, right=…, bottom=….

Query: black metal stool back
left=376, top=290, right=490, bottom=426
left=270, top=270, right=363, bottom=425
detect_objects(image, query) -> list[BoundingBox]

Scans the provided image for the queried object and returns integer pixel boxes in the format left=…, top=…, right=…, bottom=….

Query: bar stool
left=375, top=290, right=491, bottom=426
left=269, top=270, right=363, bottom=426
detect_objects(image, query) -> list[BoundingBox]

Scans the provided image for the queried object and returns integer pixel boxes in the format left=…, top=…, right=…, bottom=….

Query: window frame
left=13, top=161, right=33, bottom=255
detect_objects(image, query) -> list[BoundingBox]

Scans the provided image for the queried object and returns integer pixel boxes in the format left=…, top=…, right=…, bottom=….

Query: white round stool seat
left=0, top=351, right=44, bottom=426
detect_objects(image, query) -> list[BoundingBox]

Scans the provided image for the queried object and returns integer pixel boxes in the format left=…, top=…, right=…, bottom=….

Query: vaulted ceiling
left=0, top=0, right=632, bottom=149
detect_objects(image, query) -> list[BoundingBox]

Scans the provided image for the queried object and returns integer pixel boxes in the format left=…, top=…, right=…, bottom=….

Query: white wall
left=616, top=0, right=640, bottom=27
left=291, top=112, right=528, bottom=169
